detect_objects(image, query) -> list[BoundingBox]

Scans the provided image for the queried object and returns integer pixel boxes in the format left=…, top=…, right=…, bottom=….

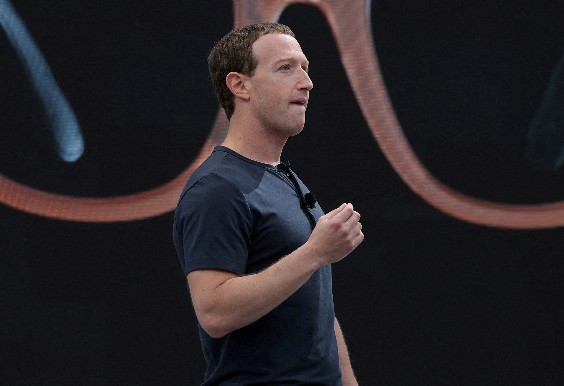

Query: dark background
left=1, top=1, right=564, bottom=384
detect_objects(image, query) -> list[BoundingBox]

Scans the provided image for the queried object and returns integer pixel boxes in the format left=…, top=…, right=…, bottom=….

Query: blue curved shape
left=526, top=52, right=564, bottom=172
left=0, top=0, right=84, bottom=162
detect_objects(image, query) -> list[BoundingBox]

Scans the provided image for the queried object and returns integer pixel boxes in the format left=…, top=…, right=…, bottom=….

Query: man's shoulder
left=178, top=168, right=241, bottom=209
left=189, top=148, right=271, bottom=195
left=176, top=148, right=266, bottom=208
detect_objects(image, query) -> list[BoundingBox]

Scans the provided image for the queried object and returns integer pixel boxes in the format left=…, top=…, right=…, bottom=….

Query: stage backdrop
left=1, top=1, right=564, bottom=384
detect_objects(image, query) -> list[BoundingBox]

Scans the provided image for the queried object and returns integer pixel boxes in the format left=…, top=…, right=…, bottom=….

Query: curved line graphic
left=1, top=0, right=564, bottom=229
left=0, top=0, right=84, bottom=162
left=0, top=112, right=229, bottom=221
left=309, top=0, right=564, bottom=229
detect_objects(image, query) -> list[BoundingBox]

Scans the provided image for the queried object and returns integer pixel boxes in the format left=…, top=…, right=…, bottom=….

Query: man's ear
left=226, top=72, right=250, bottom=101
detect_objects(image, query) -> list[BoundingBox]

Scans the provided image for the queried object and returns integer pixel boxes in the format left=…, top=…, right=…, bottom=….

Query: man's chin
left=288, top=125, right=305, bottom=137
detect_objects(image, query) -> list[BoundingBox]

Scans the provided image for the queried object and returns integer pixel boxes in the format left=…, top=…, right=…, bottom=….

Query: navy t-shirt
left=173, top=147, right=342, bottom=385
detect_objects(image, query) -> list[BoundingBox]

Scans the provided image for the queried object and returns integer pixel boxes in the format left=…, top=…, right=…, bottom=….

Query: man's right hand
left=306, top=203, right=364, bottom=265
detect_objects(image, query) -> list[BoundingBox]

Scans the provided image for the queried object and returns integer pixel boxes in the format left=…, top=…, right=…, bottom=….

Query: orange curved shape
left=2, top=0, right=564, bottom=228
left=310, top=0, right=564, bottom=229
left=0, top=111, right=229, bottom=222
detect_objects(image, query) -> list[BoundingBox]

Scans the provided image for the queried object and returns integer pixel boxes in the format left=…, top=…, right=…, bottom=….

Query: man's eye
left=280, top=64, right=291, bottom=70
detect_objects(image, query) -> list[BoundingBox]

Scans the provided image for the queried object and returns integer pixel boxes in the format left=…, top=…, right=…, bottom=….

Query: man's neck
left=221, top=117, right=287, bottom=167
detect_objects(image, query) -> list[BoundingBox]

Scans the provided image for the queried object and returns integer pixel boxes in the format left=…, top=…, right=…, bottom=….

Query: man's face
left=247, top=33, right=313, bottom=138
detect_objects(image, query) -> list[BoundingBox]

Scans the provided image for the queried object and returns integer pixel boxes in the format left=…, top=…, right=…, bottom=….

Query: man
left=173, top=22, right=363, bottom=385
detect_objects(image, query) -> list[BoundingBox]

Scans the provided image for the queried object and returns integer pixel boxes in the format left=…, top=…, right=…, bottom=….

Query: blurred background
left=1, top=1, right=563, bottom=384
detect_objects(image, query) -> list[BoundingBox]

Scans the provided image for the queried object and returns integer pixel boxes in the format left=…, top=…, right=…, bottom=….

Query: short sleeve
left=173, top=173, right=252, bottom=276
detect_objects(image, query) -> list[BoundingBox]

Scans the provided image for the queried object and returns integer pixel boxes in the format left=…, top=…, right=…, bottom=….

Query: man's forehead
left=252, top=33, right=307, bottom=63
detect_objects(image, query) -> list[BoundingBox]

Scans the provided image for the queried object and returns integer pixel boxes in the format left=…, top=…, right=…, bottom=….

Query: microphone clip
left=304, top=192, right=316, bottom=209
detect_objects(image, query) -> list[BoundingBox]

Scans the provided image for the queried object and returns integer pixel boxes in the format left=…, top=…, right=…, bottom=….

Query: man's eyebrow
left=274, top=57, right=309, bottom=66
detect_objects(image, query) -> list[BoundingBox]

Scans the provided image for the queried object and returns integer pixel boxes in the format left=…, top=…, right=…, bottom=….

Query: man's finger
left=330, top=203, right=357, bottom=224
left=322, top=203, right=348, bottom=221
left=344, top=210, right=361, bottom=229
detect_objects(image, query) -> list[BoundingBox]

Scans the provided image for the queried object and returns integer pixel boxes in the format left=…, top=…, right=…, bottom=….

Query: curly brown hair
left=207, top=22, right=295, bottom=120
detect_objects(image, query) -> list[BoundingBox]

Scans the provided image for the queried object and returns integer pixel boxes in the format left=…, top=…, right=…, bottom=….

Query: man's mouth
left=291, top=98, right=308, bottom=108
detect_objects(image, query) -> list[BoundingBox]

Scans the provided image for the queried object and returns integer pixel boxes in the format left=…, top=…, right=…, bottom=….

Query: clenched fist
left=307, top=203, right=364, bottom=265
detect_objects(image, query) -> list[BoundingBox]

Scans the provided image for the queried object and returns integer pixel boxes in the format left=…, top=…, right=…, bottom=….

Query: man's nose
left=300, top=70, right=313, bottom=91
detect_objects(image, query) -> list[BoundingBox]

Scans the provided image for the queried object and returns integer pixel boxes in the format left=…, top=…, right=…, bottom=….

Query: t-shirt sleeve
left=173, top=173, right=251, bottom=276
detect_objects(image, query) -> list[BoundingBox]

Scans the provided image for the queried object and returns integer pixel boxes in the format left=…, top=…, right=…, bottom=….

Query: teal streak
left=0, top=0, right=84, bottom=162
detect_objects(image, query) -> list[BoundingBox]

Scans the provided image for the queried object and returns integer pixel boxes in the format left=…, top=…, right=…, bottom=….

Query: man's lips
left=290, top=98, right=308, bottom=108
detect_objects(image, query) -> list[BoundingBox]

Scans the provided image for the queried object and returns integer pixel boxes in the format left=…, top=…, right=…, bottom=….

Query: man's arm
left=335, top=317, right=359, bottom=386
left=187, top=203, right=363, bottom=338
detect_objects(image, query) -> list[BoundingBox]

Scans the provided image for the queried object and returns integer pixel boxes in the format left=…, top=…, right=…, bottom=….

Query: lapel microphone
left=281, top=161, right=316, bottom=210
left=304, top=192, right=316, bottom=209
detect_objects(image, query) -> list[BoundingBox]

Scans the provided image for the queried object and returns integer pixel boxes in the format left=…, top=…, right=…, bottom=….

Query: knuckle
left=338, top=227, right=348, bottom=238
